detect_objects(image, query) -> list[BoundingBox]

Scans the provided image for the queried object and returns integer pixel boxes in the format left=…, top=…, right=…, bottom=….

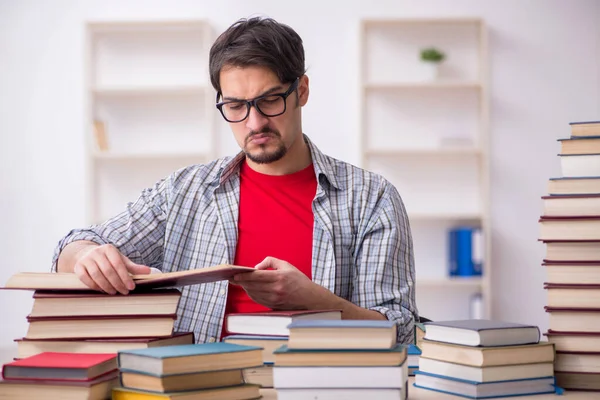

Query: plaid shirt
left=51, top=136, right=418, bottom=344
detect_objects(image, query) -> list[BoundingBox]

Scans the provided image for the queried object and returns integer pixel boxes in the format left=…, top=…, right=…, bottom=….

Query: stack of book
left=222, top=309, right=341, bottom=389
left=414, top=319, right=557, bottom=398
left=272, top=320, right=408, bottom=400
left=111, top=342, right=263, bottom=399
left=0, top=351, right=118, bottom=399
left=540, top=120, right=600, bottom=391
left=407, top=321, right=426, bottom=376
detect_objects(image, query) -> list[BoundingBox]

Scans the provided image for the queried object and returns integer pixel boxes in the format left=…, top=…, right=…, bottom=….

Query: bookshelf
left=359, top=18, right=491, bottom=321
left=85, top=20, right=215, bottom=224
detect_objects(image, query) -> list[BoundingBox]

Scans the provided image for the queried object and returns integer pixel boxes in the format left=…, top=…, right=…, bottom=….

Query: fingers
left=123, top=257, right=152, bottom=275
left=233, top=270, right=279, bottom=283
left=73, top=263, right=102, bottom=292
left=104, top=246, right=135, bottom=291
left=254, top=256, right=280, bottom=271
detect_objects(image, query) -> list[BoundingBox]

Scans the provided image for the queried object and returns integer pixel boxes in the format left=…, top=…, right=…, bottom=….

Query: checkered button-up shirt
left=52, top=135, right=418, bottom=343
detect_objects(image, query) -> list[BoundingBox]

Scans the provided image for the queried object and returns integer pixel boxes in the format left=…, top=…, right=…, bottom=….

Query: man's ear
left=297, top=75, right=309, bottom=107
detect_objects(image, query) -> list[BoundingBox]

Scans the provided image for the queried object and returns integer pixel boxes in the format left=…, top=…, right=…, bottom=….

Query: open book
left=2, top=264, right=254, bottom=291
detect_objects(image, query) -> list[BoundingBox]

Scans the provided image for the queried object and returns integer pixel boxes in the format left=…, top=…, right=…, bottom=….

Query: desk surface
left=259, top=378, right=600, bottom=399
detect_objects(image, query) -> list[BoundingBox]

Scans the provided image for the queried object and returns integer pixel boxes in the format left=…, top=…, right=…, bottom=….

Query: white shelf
left=408, top=212, right=482, bottom=220
left=417, top=277, right=483, bottom=288
left=93, top=151, right=209, bottom=161
left=364, top=81, right=481, bottom=90
left=92, top=85, right=207, bottom=96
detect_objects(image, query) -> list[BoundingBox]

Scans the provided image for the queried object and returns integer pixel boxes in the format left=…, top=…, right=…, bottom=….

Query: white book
left=277, top=388, right=406, bottom=400
left=560, top=154, right=600, bottom=177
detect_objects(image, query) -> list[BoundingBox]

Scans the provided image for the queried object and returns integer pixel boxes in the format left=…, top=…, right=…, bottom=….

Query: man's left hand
left=231, top=256, right=323, bottom=309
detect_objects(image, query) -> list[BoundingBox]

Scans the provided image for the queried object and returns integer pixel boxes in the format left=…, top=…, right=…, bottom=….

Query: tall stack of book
left=414, top=320, right=557, bottom=398
left=540, top=120, right=600, bottom=391
left=111, top=342, right=263, bottom=399
left=222, top=309, right=341, bottom=389
left=0, top=352, right=119, bottom=399
left=272, top=320, right=408, bottom=400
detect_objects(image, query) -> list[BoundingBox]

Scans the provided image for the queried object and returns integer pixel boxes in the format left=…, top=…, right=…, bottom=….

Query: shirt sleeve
left=352, top=181, right=419, bottom=344
left=50, top=177, right=170, bottom=272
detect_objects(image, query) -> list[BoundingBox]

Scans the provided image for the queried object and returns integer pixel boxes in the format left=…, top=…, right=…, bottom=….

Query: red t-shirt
left=221, top=160, right=317, bottom=338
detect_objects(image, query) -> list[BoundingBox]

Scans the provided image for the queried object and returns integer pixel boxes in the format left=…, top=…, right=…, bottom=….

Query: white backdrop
left=0, top=0, right=599, bottom=360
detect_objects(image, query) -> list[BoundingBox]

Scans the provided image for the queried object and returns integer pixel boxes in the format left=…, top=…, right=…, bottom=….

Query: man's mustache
left=245, top=128, right=280, bottom=144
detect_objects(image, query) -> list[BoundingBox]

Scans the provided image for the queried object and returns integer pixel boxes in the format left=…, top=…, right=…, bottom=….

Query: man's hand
left=231, top=256, right=320, bottom=309
left=73, top=244, right=151, bottom=295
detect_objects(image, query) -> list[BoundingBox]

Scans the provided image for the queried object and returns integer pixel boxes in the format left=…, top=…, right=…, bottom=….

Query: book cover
left=118, top=342, right=262, bottom=360
left=287, top=320, right=395, bottom=329
left=425, top=320, right=538, bottom=332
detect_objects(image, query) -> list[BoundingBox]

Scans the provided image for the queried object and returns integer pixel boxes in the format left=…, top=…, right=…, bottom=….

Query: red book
left=226, top=309, right=342, bottom=336
left=2, top=352, right=117, bottom=381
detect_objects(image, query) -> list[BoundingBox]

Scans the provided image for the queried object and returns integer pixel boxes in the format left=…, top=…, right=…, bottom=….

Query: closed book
left=544, top=261, right=600, bottom=284
left=0, top=370, right=118, bottom=400
left=119, top=369, right=244, bottom=393
left=545, top=331, right=600, bottom=353
left=418, top=358, right=554, bottom=383
left=25, top=314, right=177, bottom=339
left=226, top=309, right=341, bottom=336
left=424, top=319, right=540, bottom=347
left=542, top=194, right=600, bottom=217
left=555, top=351, right=600, bottom=373
left=559, top=137, right=600, bottom=155
left=15, top=332, right=194, bottom=359
left=555, top=371, right=600, bottom=391
left=548, top=176, right=600, bottom=196
left=542, top=240, right=600, bottom=262
left=2, top=264, right=254, bottom=291
left=545, top=283, right=600, bottom=308
left=546, top=307, right=600, bottom=332
left=570, top=120, right=600, bottom=138
left=560, top=153, right=600, bottom=177
left=276, top=388, right=407, bottom=400
left=29, top=289, right=181, bottom=317
left=112, top=384, right=260, bottom=400
left=539, top=216, right=600, bottom=240
left=272, top=364, right=407, bottom=389
left=286, top=320, right=396, bottom=350
left=222, top=335, right=287, bottom=364
left=242, top=365, right=273, bottom=387
left=420, top=340, right=554, bottom=367
left=2, top=352, right=117, bottom=381
left=414, top=371, right=555, bottom=399
left=273, top=344, right=407, bottom=367
left=117, top=342, right=263, bottom=376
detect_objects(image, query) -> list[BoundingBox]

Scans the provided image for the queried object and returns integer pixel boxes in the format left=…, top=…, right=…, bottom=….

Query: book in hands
left=424, top=319, right=540, bottom=347
left=2, top=264, right=254, bottom=291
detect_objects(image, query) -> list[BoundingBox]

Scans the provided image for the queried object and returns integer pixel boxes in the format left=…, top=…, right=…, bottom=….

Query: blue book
left=118, top=342, right=263, bottom=376
left=424, top=319, right=540, bottom=347
left=273, top=344, right=407, bottom=367
left=448, top=226, right=482, bottom=277
left=414, top=371, right=556, bottom=399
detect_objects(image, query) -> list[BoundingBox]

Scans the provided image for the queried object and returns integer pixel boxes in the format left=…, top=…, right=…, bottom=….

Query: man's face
left=219, top=66, right=308, bottom=165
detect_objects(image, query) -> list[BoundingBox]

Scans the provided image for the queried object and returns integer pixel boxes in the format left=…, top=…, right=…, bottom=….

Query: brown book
left=15, top=332, right=194, bottom=359
left=570, top=120, right=600, bottom=137
left=120, top=369, right=244, bottom=393
left=542, top=194, right=600, bottom=216
left=2, top=264, right=254, bottom=291
left=0, top=370, right=118, bottom=400
left=555, top=351, right=600, bottom=373
left=242, top=365, right=273, bottom=388
left=539, top=216, right=600, bottom=240
left=544, top=261, right=600, bottom=284
left=29, top=289, right=181, bottom=317
left=546, top=331, right=600, bottom=353
left=25, top=314, right=176, bottom=340
left=542, top=241, right=600, bottom=262
left=223, top=335, right=287, bottom=363
left=555, top=371, right=600, bottom=391
left=548, top=176, right=600, bottom=196
left=545, top=283, right=600, bottom=308
left=419, top=340, right=555, bottom=367
left=559, top=137, right=600, bottom=155
left=546, top=307, right=600, bottom=332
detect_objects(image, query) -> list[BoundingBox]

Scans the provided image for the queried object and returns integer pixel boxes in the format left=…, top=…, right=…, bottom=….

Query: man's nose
left=245, top=105, right=269, bottom=132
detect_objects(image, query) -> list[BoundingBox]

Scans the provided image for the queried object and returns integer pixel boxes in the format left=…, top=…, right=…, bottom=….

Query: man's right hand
left=72, top=244, right=151, bottom=295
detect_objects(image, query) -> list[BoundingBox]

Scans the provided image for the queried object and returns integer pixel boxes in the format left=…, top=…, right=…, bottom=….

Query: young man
left=53, top=17, right=418, bottom=344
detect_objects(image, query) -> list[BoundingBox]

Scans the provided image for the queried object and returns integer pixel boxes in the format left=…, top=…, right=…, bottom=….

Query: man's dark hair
left=209, top=17, right=306, bottom=95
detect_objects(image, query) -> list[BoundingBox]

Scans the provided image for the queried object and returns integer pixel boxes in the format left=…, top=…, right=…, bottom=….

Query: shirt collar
left=215, top=134, right=344, bottom=190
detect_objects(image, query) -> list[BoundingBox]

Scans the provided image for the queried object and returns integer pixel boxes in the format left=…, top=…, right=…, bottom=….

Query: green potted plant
left=419, top=47, right=446, bottom=81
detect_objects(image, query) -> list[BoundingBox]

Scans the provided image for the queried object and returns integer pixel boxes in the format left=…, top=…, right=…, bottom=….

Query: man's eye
left=227, top=103, right=245, bottom=110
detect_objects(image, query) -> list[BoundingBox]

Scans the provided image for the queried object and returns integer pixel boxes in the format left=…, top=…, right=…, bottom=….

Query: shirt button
left=208, top=337, right=216, bottom=343
left=220, top=289, right=225, bottom=295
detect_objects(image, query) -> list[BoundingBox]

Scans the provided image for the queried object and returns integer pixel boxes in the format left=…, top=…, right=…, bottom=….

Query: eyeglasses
left=216, top=78, right=299, bottom=123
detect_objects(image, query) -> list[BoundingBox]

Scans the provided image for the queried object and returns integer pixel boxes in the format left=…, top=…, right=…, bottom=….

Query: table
left=259, top=377, right=600, bottom=399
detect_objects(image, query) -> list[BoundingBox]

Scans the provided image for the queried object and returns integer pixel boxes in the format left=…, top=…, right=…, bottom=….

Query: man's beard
left=244, top=128, right=287, bottom=164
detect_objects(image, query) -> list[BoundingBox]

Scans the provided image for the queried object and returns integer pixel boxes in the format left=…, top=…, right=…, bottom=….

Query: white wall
left=0, top=0, right=599, bottom=358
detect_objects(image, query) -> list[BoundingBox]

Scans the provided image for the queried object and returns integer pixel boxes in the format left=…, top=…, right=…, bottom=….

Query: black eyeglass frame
left=215, top=77, right=300, bottom=123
